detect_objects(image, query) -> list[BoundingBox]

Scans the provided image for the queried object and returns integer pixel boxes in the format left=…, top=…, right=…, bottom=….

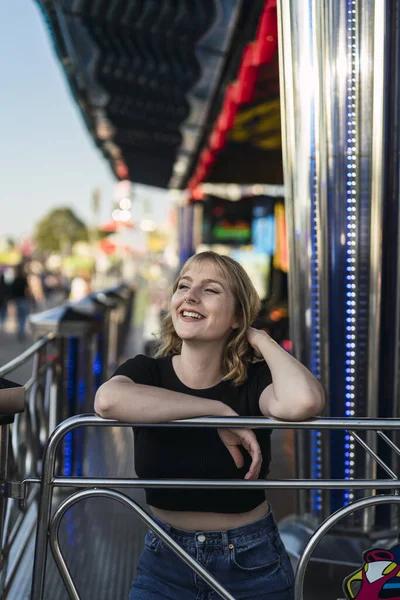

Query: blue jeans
left=129, top=509, right=294, bottom=599
left=14, top=298, right=30, bottom=338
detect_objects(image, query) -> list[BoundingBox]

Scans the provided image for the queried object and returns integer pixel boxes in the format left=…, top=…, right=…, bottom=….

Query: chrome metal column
left=0, top=423, right=9, bottom=582
left=277, top=0, right=329, bottom=517
left=277, top=0, right=389, bottom=527
left=377, top=0, right=400, bottom=533
left=277, top=0, right=314, bottom=517
left=362, top=0, right=387, bottom=532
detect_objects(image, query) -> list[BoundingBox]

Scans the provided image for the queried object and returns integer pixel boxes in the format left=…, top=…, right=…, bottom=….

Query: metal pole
left=363, top=0, right=388, bottom=532
left=0, top=424, right=9, bottom=595
left=49, top=477, right=400, bottom=490
left=49, top=489, right=236, bottom=600
left=311, top=0, right=333, bottom=520
left=30, top=419, right=65, bottom=598
left=391, top=0, right=400, bottom=533
left=28, top=413, right=400, bottom=431
left=295, top=495, right=400, bottom=600
left=276, top=0, right=310, bottom=518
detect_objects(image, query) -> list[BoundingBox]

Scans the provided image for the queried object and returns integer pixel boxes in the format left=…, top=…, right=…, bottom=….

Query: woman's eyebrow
left=180, top=276, right=225, bottom=288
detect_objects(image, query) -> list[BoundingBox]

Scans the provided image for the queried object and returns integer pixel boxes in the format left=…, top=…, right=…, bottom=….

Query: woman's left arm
left=247, top=327, right=325, bottom=421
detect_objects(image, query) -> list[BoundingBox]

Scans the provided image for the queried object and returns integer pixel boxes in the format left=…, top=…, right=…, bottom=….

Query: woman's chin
left=175, top=325, right=202, bottom=340
left=179, top=333, right=202, bottom=342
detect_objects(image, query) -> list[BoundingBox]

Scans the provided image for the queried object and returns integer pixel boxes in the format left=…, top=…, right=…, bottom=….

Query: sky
left=0, top=1, right=171, bottom=240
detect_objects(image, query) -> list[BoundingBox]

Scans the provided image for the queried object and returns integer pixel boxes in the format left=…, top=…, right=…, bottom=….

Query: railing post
left=30, top=304, right=100, bottom=477
left=89, top=293, right=117, bottom=386
left=103, top=286, right=133, bottom=374
left=30, top=419, right=67, bottom=600
left=0, top=377, right=24, bottom=595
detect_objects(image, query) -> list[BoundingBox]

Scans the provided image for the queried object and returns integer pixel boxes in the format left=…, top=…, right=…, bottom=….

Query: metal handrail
left=0, top=287, right=133, bottom=597
left=30, top=414, right=400, bottom=600
left=295, top=495, right=400, bottom=599
left=0, top=333, right=55, bottom=378
left=49, top=489, right=237, bottom=600
left=0, top=334, right=57, bottom=597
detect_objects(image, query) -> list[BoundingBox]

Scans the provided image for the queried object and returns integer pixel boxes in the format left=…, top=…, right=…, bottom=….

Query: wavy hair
left=154, top=251, right=261, bottom=385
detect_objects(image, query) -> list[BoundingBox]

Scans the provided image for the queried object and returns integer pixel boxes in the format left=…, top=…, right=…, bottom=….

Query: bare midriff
left=150, top=497, right=270, bottom=531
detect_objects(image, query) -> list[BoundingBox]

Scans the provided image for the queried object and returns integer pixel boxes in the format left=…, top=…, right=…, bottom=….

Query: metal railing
left=0, top=285, right=134, bottom=597
left=27, top=414, right=400, bottom=600
left=0, top=334, right=58, bottom=597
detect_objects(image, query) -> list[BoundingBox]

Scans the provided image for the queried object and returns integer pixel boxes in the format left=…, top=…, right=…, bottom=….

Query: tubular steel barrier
left=0, top=284, right=134, bottom=597
left=0, top=334, right=57, bottom=597
left=26, top=414, right=400, bottom=600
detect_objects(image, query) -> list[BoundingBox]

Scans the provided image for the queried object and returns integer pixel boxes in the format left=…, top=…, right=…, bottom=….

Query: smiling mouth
left=180, top=310, right=205, bottom=320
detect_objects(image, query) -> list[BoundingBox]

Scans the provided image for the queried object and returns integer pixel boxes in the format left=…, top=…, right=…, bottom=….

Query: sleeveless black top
left=112, top=354, right=273, bottom=513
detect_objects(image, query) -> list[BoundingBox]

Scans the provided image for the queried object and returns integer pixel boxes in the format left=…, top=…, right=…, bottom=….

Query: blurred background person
left=28, top=270, right=46, bottom=312
left=42, top=271, right=70, bottom=307
left=69, top=270, right=92, bottom=302
left=10, top=263, right=33, bottom=341
left=0, top=267, right=8, bottom=332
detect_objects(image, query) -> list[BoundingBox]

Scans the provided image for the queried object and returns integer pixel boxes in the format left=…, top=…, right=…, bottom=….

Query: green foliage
left=34, top=208, right=89, bottom=252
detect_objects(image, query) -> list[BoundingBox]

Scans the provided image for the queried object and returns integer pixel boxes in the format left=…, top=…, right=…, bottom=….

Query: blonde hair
left=154, top=251, right=261, bottom=385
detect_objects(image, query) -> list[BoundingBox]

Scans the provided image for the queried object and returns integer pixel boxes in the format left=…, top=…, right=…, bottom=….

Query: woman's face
left=171, top=260, right=239, bottom=344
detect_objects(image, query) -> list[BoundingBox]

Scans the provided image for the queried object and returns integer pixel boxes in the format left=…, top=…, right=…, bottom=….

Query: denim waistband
left=149, top=507, right=278, bottom=548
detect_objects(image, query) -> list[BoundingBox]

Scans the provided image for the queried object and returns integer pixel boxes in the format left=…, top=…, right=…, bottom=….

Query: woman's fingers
left=218, top=427, right=262, bottom=479
left=241, top=433, right=262, bottom=479
left=226, top=445, right=245, bottom=469
left=232, top=429, right=262, bottom=479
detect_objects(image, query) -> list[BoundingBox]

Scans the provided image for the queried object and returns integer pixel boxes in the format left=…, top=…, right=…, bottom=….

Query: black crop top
left=112, top=354, right=273, bottom=513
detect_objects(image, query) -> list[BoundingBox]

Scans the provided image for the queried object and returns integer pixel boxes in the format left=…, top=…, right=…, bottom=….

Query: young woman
left=95, top=251, right=324, bottom=600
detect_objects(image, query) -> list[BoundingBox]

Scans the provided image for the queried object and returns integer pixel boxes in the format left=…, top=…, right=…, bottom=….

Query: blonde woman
left=95, top=251, right=324, bottom=600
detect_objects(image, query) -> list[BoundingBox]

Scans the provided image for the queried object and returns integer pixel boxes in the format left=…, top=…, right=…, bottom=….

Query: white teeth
left=182, top=311, right=203, bottom=319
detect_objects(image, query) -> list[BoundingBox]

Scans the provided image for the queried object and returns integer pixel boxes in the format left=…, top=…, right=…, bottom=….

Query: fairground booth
left=14, top=1, right=400, bottom=597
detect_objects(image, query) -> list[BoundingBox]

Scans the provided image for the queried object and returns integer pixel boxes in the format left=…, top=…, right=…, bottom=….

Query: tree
left=34, top=208, right=89, bottom=253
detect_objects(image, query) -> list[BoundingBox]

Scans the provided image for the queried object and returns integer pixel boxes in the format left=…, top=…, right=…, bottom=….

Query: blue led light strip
left=64, top=337, right=78, bottom=477
left=311, top=162, right=322, bottom=514
left=93, top=333, right=103, bottom=391
left=343, top=0, right=357, bottom=505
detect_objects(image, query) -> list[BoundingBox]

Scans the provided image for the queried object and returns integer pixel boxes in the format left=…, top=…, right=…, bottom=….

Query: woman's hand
left=247, top=326, right=273, bottom=358
left=247, top=326, right=326, bottom=420
left=218, top=427, right=262, bottom=480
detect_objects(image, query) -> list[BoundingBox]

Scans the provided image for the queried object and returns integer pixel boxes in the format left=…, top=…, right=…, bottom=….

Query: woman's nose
left=185, top=287, right=199, bottom=302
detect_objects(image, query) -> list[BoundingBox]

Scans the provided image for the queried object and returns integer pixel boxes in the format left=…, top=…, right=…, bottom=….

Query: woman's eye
left=178, top=284, right=188, bottom=290
left=205, top=288, right=218, bottom=294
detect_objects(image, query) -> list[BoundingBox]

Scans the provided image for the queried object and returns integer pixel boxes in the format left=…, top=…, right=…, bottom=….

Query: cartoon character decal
left=343, top=545, right=400, bottom=599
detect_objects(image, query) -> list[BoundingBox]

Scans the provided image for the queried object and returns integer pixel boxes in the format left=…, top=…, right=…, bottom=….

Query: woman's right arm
left=94, top=376, right=263, bottom=480
left=94, top=375, right=236, bottom=422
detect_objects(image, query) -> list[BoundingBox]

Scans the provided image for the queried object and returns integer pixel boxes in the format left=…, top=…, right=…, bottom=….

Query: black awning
left=37, top=0, right=250, bottom=188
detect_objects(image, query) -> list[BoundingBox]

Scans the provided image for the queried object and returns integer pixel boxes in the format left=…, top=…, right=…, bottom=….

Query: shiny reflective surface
left=295, top=495, right=400, bottom=600
left=364, top=0, right=387, bottom=531
left=49, top=489, right=236, bottom=600
left=0, top=286, right=133, bottom=597
left=31, top=414, right=400, bottom=600
left=277, top=0, right=314, bottom=518
left=0, top=335, right=56, bottom=596
left=277, top=0, right=388, bottom=528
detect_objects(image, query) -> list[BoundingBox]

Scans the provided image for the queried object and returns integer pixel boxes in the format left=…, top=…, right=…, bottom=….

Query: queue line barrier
left=0, top=285, right=134, bottom=597
left=24, top=414, right=400, bottom=600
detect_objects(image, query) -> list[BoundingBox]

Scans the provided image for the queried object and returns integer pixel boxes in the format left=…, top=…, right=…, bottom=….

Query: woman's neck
left=173, top=345, right=224, bottom=389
